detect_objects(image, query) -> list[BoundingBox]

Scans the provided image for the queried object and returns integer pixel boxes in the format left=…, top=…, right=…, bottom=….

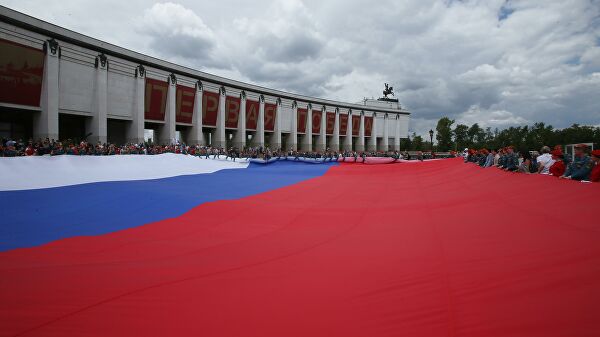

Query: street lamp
left=429, top=129, right=434, bottom=152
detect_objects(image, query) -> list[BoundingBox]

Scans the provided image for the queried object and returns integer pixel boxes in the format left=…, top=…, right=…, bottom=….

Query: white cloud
left=457, top=105, right=529, bottom=128
left=141, top=2, right=215, bottom=43
left=136, top=2, right=223, bottom=67
left=1, top=0, right=599, bottom=137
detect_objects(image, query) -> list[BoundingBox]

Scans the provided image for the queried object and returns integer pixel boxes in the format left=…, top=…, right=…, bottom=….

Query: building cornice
left=0, top=5, right=410, bottom=116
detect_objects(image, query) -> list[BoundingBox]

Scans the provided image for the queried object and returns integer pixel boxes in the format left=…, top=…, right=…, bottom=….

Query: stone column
left=394, top=114, right=401, bottom=151
left=316, top=105, right=327, bottom=151
left=368, top=112, right=377, bottom=151
left=356, top=111, right=365, bottom=152
left=87, top=53, right=108, bottom=144
left=270, top=97, right=282, bottom=150
left=254, top=95, right=265, bottom=148
left=35, top=38, right=60, bottom=141
left=330, top=108, right=340, bottom=152
left=128, top=64, right=145, bottom=144
left=290, top=101, right=298, bottom=151
left=214, top=86, right=227, bottom=148
left=159, top=73, right=177, bottom=145
left=344, top=110, right=352, bottom=151
left=382, top=113, right=389, bottom=152
left=301, top=103, right=312, bottom=152
left=234, top=91, right=246, bottom=150
left=189, top=80, right=204, bottom=145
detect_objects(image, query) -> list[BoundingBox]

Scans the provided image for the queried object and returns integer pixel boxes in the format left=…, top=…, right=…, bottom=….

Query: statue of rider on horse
left=383, top=83, right=394, bottom=99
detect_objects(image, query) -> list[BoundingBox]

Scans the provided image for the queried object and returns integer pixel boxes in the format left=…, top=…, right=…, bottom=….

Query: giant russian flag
left=1, top=156, right=600, bottom=337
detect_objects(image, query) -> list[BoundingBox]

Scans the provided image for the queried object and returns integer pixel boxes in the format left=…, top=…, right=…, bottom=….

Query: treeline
left=401, top=117, right=600, bottom=152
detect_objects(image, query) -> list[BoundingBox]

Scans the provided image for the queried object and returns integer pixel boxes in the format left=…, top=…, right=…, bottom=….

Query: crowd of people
left=464, top=144, right=600, bottom=182
left=3, top=137, right=597, bottom=182
left=0, top=137, right=409, bottom=161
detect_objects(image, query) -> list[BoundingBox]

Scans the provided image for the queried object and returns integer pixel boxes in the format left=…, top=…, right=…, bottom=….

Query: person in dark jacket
left=503, top=146, right=519, bottom=171
left=589, top=150, right=600, bottom=182
left=560, top=144, right=593, bottom=181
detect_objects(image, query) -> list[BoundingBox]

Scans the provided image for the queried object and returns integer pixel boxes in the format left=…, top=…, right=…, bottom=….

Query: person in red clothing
left=549, top=149, right=566, bottom=177
left=24, top=145, right=35, bottom=156
left=590, top=150, right=600, bottom=182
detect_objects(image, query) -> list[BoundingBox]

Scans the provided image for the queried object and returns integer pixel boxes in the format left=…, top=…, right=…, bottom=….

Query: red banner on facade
left=246, top=99, right=259, bottom=130
left=202, top=91, right=219, bottom=126
left=264, top=103, right=277, bottom=131
left=352, top=115, right=361, bottom=136
left=297, top=108, right=307, bottom=133
left=326, top=112, right=335, bottom=135
left=312, top=110, right=322, bottom=134
left=175, top=85, right=195, bottom=124
left=0, top=39, right=44, bottom=107
left=339, top=114, right=348, bottom=136
left=364, top=116, right=373, bottom=137
left=225, top=96, right=240, bottom=128
left=145, top=78, right=168, bottom=121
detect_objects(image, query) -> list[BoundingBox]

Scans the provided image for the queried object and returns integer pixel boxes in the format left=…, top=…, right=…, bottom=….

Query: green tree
left=482, top=127, right=494, bottom=148
left=555, top=124, right=597, bottom=146
left=443, top=122, right=599, bottom=151
left=400, top=135, right=412, bottom=151
left=529, top=122, right=555, bottom=150
left=453, top=124, right=469, bottom=150
left=411, top=132, right=423, bottom=151
left=467, top=123, right=485, bottom=148
left=435, top=117, right=455, bottom=151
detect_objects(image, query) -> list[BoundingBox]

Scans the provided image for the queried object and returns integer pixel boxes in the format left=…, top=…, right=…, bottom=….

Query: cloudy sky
left=2, top=0, right=599, bottom=136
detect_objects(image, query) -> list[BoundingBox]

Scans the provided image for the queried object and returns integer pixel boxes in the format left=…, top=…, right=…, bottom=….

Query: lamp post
left=429, top=129, right=434, bottom=152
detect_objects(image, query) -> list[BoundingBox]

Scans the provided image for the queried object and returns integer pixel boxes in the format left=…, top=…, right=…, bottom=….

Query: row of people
left=1, top=138, right=409, bottom=161
left=464, top=144, right=600, bottom=182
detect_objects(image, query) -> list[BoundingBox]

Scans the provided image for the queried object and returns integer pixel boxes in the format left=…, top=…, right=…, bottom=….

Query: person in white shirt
left=536, top=146, right=555, bottom=174
left=493, top=149, right=501, bottom=166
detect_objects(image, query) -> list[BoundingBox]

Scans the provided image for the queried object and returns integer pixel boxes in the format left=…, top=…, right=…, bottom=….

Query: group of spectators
left=0, top=138, right=187, bottom=156
left=0, top=137, right=408, bottom=162
left=464, top=144, right=600, bottom=182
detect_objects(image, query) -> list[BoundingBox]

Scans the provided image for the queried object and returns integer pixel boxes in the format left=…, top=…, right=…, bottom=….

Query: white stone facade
left=0, top=7, right=410, bottom=151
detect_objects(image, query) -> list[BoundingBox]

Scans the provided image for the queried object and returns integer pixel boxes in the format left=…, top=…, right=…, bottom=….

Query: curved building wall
left=0, top=6, right=409, bottom=151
